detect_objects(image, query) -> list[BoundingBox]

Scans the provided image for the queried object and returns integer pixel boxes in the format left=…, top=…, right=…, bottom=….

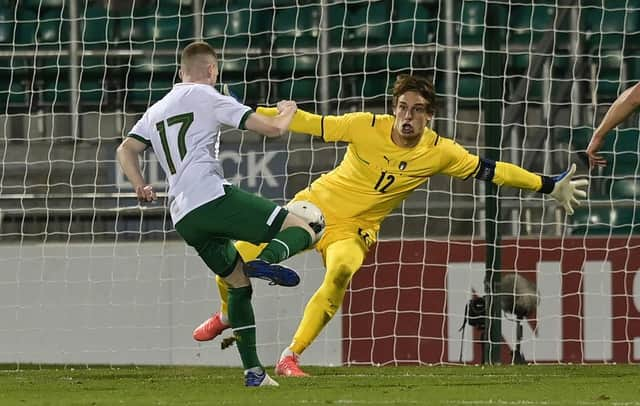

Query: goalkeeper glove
left=547, top=163, right=588, bottom=215
left=221, top=83, right=240, bottom=101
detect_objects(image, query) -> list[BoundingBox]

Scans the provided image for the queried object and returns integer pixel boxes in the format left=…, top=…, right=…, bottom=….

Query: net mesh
left=1, top=0, right=639, bottom=366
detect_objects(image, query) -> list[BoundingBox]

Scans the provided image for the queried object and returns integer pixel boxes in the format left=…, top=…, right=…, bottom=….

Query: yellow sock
left=217, top=241, right=267, bottom=317
left=235, top=240, right=267, bottom=263
left=290, top=238, right=366, bottom=355
left=215, top=274, right=229, bottom=317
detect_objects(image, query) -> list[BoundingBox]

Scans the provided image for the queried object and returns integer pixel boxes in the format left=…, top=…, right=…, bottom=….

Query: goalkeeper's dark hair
left=180, top=41, right=217, bottom=74
left=392, top=74, right=436, bottom=115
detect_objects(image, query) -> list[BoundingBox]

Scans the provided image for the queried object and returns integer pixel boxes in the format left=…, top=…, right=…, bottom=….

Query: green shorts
left=175, top=185, right=288, bottom=277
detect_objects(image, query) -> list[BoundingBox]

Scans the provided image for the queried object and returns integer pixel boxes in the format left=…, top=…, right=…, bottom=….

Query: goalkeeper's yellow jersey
left=257, top=107, right=543, bottom=230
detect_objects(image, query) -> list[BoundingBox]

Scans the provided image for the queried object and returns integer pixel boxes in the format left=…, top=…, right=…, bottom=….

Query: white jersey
left=127, top=83, right=252, bottom=223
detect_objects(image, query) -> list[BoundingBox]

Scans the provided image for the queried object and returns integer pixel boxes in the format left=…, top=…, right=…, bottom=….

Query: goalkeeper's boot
left=275, top=354, right=309, bottom=377
left=245, top=368, right=279, bottom=387
left=245, top=259, right=301, bottom=287
left=192, top=312, right=230, bottom=342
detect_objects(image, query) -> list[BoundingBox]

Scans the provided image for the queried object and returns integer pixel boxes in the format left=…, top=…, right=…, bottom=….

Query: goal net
left=1, top=0, right=639, bottom=367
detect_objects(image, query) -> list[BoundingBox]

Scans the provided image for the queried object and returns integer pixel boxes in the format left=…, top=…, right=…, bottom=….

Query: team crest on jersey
left=399, top=161, right=407, bottom=170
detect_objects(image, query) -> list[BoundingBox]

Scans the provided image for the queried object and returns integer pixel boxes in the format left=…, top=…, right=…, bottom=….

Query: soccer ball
left=286, top=200, right=325, bottom=239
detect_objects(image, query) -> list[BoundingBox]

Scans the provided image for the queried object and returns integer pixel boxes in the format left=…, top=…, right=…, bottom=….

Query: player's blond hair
left=392, top=74, right=436, bottom=114
left=180, top=41, right=217, bottom=79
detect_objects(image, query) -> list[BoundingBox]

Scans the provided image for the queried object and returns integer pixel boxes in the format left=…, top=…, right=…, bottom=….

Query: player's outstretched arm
left=256, top=105, right=363, bottom=142
left=244, top=102, right=297, bottom=138
left=116, top=137, right=157, bottom=202
left=440, top=136, right=587, bottom=215
left=587, top=82, right=640, bottom=168
left=474, top=158, right=588, bottom=215
left=256, top=106, right=326, bottom=137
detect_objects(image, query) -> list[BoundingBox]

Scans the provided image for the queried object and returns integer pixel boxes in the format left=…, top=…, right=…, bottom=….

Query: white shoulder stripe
left=266, top=206, right=282, bottom=226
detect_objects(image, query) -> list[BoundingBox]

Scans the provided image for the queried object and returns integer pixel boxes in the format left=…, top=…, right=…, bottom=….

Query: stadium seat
left=459, top=1, right=507, bottom=46
left=341, top=53, right=387, bottom=74
left=459, top=1, right=485, bottom=46
left=218, top=57, right=248, bottom=80
left=627, top=55, right=640, bottom=83
left=80, top=3, right=111, bottom=48
left=273, top=78, right=317, bottom=102
left=272, top=71, right=343, bottom=104
left=21, top=0, right=65, bottom=7
left=457, top=51, right=482, bottom=101
left=153, top=13, right=195, bottom=50
left=155, top=0, right=189, bottom=16
left=507, top=4, right=568, bottom=50
left=362, top=72, right=391, bottom=99
left=555, top=126, right=591, bottom=151
left=35, top=55, right=71, bottom=104
left=386, top=52, right=430, bottom=73
left=340, top=71, right=390, bottom=101
left=13, top=2, right=68, bottom=45
left=78, top=55, right=123, bottom=107
left=202, top=4, right=270, bottom=50
left=201, top=8, right=226, bottom=49
left=0, top=52, right=30, bottom=106
left=326, top=2, right=347, bottom=45
left=571, top=206, right=640, bottom=235
left=0, top=8, right=13, bottom=44
left=506, top=52, right=572, bottom=103
left=125, top=55, right=179, bottom=106
left=390, top=1, right=434, bottom=45
left=0, top=81, right=28, bottom=107
left=272, top=54, right=320, bottom=102
left=249, top=0, right=297, bottom=6
left=15, top=8, right=37, bottom=45
left=506, top=53, right=531, bottom=74
left=79, top=74, right=107, bottom=106
left=218, top=54, right=270, bottom=86
left=272, top=5, right=321, bottom=49
left=579, top=0, right=640, bottom=52
left=571, top=207, right=611, bottom=235
left=77, top=3, right=124, bottom=109
left=112, top=6, right=154, bottom=47
left=272, top=54, right=318, bottom=76
left=611, top=179, right=640, bottom=200
left=591, top=51, right=627, bottom=103
left=330, top=2, right=390, bottom=47
left=37, top=8, right=68, bottom=45
left=115, top=6, right=194, bottom=50
left=337, top=52, right=393, bottom=101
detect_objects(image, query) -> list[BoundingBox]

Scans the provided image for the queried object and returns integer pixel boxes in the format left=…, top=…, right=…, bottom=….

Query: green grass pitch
left=0, top=364, right=637, bottom=405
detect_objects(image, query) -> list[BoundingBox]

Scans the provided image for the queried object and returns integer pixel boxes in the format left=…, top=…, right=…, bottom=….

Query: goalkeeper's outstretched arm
left=256, top=106, right=324, bottom=136
left=245, top=101, right=298, bottom=138
left=473, top=158, right=588, bottom=215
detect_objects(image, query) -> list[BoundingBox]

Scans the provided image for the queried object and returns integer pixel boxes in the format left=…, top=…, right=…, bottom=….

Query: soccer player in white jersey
left=116, top=41, right=320, bottom=387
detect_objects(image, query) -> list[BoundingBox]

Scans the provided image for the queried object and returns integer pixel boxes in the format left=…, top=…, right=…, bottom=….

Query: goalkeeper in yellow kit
left=193, top=74, right=588, bottom=376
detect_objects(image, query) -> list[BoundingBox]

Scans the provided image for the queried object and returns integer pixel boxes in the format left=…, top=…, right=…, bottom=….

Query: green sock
left=227, top=286, right=261, bottom=370
left=259, top=226, right=312, bottom=263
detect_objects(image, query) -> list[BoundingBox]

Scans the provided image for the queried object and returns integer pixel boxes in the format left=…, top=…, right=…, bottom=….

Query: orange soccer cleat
left=274, top=354, right=309, bottom=377
left=192, top=312, right=230, bottom=342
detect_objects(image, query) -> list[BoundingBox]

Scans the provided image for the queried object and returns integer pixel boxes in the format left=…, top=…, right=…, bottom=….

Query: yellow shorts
left=290, top=189, right=379, bottom=256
